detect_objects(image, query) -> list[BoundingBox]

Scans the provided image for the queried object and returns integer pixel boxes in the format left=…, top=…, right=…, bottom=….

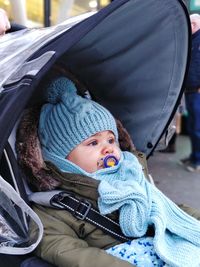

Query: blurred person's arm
left=0, top=8, right=10, bottom=35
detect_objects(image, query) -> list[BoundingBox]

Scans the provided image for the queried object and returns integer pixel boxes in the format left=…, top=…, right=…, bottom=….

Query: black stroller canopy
left=0, top=0, right=190, bottom=157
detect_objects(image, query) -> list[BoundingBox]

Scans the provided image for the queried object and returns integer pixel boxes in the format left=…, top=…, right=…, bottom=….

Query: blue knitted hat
left=38, top=77, right=118, bottom=158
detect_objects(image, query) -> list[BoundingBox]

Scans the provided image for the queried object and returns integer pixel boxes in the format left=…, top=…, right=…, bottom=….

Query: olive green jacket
left=31, top=151, right=200, bottom=267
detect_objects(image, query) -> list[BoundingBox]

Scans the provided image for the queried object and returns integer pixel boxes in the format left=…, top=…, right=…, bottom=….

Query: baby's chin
left=97, top=160, right=104, bottom=170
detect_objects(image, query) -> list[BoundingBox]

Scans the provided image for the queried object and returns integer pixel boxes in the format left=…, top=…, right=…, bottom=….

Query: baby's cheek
left=84, top=158, right=99, bottom=173
left=116, top=147, right=121, bottom=159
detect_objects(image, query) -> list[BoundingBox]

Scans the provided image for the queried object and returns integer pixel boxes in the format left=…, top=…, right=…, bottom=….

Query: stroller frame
left=0, top=0, right=191, bottom=266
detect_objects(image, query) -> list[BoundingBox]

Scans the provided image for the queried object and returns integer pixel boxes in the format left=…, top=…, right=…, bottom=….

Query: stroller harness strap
left=30, top=190, right=129, bottom=242
left=50, top=191, right=130, bottom=242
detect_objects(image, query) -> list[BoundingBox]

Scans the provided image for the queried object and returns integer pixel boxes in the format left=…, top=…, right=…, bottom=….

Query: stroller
left=0, top=0, right=191, bottom=266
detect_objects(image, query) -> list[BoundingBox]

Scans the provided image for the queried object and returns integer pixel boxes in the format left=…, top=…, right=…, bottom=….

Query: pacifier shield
left=103, top=155, right=119, bottom=168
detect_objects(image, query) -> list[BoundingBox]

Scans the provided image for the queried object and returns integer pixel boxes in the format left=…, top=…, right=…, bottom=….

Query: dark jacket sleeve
left=185, top=30, right=200, bottom=89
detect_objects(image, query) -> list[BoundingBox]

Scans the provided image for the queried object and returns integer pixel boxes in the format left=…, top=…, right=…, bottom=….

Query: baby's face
left=67, top=130, right=121, bottom=173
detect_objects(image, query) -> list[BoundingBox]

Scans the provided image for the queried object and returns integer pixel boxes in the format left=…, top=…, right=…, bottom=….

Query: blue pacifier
left=103, top=155, right=119, bottom=168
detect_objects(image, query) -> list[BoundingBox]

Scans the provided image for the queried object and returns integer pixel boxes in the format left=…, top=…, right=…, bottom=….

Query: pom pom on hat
left=47, top=77, right=77, bottom=104
left=38, top=77, right=118, bottom=158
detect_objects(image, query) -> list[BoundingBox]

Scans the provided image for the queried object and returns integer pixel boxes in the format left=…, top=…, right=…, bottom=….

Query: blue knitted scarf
left=43, top=149, right=200, bottom=267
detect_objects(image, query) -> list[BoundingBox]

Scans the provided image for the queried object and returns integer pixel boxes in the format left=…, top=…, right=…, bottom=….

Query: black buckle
left=50, top=191, right=92, bottom=220
left=73, top=199, right=92, bottom=220
left=50, top=191, right=71, bottom=209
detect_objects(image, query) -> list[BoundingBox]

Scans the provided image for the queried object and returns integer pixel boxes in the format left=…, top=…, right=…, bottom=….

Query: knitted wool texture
left=38, top=77, right=118, bottom=158
left=42, top=149, right=200, bottom=267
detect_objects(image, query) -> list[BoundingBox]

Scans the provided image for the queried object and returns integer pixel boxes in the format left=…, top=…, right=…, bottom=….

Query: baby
left=25, top=77, right=200, bottom=267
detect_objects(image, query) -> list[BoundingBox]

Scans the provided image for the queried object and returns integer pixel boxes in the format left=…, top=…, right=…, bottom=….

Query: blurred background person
left=180, top=14, right=200, bottom=172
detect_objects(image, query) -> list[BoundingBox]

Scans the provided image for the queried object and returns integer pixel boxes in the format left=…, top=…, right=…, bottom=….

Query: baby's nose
left=102, top=144, right=113, bottom=155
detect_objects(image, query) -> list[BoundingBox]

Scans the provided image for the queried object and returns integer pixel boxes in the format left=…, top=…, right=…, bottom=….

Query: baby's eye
left=108, top=138, right=115, bottom=144
left=88, top=140, right=98, bottom=146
